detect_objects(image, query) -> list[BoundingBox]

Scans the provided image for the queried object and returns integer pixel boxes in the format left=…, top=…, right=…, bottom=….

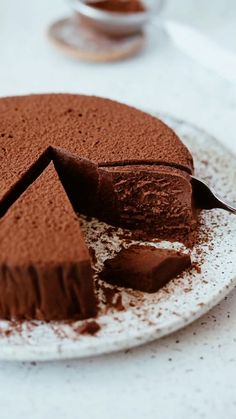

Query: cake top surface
left=0, top=164, right=90, bottom=266
left=0, top=94, right=193, bottom=201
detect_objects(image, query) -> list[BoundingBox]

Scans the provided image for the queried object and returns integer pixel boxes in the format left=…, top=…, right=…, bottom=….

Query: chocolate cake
left=100, top=245, right=191, bottom=292
left=0, top=93, right=195, bottom=242
left=90, top=0, right=145, bottom=13
left=0, top=93, right=198, bottom=319
left=0, top=164, right=96, bottom=320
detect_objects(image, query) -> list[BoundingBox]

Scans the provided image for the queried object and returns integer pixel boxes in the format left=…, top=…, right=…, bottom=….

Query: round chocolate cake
left=0, top=94, right=196, bottom=320
left=0, top=94, right=195, bottom=240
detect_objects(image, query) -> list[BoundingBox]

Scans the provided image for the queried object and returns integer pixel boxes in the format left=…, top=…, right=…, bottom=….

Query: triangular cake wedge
left=0, top=164, right=96, bottom=320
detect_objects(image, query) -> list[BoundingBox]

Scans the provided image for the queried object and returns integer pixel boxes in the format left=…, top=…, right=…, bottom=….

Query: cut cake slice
left=0, top=164, right=96, bottom=320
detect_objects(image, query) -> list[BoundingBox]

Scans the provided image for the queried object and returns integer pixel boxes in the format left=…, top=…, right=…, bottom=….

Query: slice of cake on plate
left=0, top=164, right=96, bottom=320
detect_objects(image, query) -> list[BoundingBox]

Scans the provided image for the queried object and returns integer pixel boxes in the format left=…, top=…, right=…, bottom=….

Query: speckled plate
left=0, top=113, right=235, bottom=361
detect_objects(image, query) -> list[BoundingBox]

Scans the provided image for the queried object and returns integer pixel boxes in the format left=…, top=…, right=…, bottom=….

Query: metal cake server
left=191, top=176, right=236, bottom=214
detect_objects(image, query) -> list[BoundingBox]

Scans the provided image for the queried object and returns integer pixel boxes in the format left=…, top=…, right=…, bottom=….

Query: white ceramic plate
left=0, top=114, right=235, bottom=361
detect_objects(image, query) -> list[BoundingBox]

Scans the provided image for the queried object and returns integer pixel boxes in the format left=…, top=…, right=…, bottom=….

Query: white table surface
left=1, top=1, right=236, bottom=418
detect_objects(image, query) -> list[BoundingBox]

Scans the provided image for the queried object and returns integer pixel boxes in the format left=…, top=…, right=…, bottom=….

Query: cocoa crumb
left=112, top=294, right=124, bottom=311
left=75, top=320, right=101, bottom=336
left=100, top=283, right=124, bottom=311
left=183, top=288, right=192, bottom=293
left=191, top=262, right=202, bottom=273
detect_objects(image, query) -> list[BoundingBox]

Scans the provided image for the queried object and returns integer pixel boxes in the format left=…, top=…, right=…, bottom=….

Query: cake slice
left=52, top=148, right=196, bottom=242
left=0, top=164, right=96, bottom=320
left=100, top=245, right=191, bottom=292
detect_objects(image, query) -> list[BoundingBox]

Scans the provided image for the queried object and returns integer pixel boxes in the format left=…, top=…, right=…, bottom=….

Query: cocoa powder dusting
left=191, top=262, right=202, bottom=274
left=100, top=283, right=124, bottom=311
left=90, top=0, right=145, bottom=13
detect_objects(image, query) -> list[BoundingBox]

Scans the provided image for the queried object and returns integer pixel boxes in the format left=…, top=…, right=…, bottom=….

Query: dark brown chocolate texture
left=0, top=164, right=96, bottom=320
left=0, top=147, right=52, bottom=218
left=100, top=245, right=191, bottom=292
left=52, top=152, right=196, bottom=242
left=0, top=94, right=196, bottom=241
left=0, top=94, right=197, bottom=321
left=0, top=93, right=193, bottom=198
left=91, top=0, right=145, bottom=13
